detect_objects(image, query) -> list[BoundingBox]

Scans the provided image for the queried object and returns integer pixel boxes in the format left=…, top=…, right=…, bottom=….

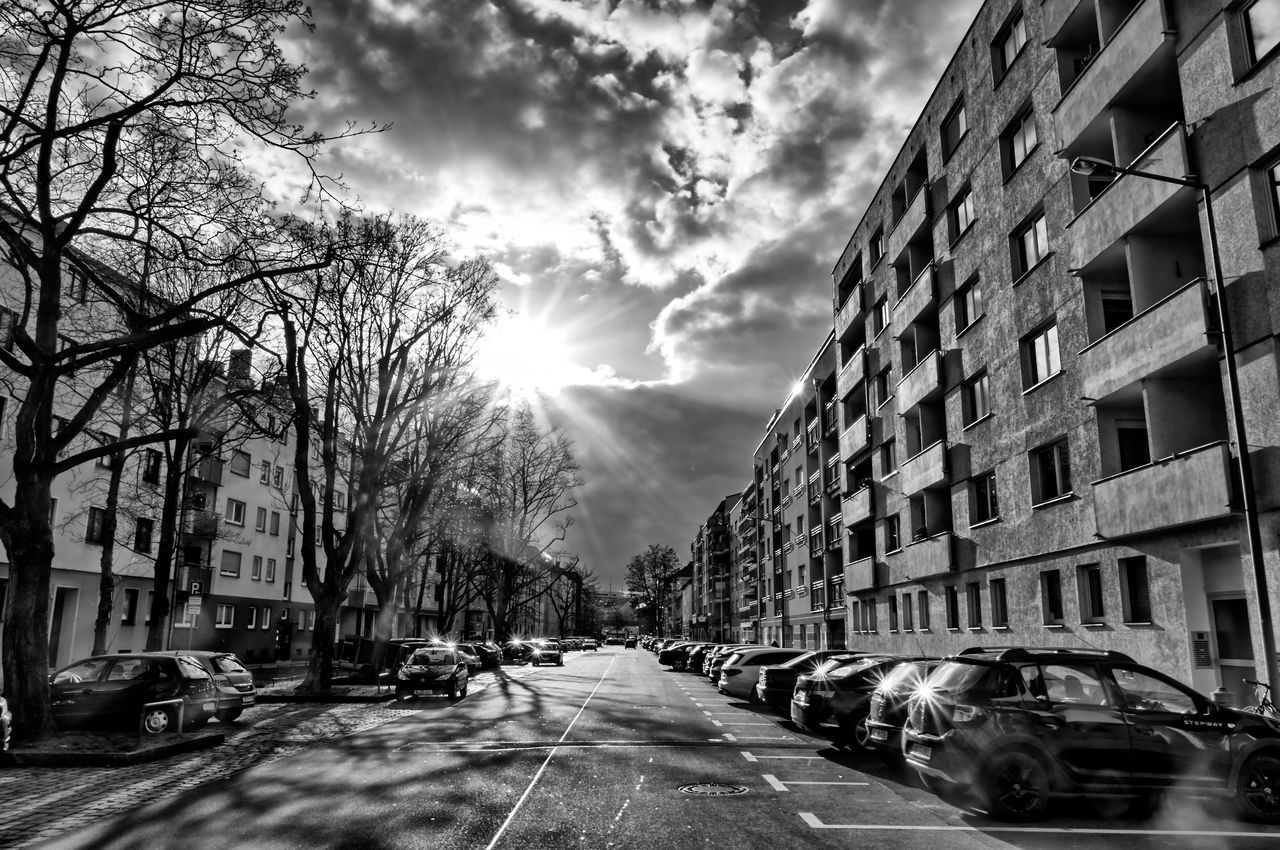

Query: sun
left=473, top=314, right=583, bottom=399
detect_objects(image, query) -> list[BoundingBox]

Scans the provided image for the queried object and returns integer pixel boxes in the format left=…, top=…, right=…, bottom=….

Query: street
left=7, top=646, right=1280, bottom=849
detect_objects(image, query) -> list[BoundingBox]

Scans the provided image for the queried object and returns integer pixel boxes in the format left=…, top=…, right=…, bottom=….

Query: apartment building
left=688, top=494, right=740, bottom=642
left=809, top=0, right=1280, bottom=699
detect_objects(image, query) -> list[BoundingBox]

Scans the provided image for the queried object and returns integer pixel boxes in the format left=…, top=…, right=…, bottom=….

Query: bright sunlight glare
left=474, top=314, right=583, bottom=399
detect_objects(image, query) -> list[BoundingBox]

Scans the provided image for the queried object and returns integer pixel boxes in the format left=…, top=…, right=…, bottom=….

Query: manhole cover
left=678, top=783, right=749, bottom=796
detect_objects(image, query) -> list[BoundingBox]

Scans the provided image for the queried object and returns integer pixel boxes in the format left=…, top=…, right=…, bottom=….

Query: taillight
left=723, top=669, right=742, bottom=677
left=952, top=704, right=985, bottom=724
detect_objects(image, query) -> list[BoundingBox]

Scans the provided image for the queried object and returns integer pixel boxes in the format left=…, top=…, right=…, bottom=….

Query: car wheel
left=459, top=679, right=468, bottom=698
left=1236, top=754, right=1280, bottom=823
left=141, top=705, right=175, bottom=735
left=448, top=678, right=459, bottom=700
left=838, top=709, right=873, bottom=751
left=982, top=751, right=1051, bottom=822
left=215, top=708, right=243, bottom=723
left=557, top=658, right=564, bottom=666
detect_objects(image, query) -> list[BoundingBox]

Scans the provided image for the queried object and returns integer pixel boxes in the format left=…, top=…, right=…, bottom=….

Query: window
left=1012, top=212, right=1049, bottom=277
left=0, top=309, right=19, bottom=351
left=1077, top=563, right=1104, bottom=623
left=902, top=593, right=914, bottom=631
left=863, top=600, right=878, bottom=633
left=247, top=606, right=258, bottom=629
left=121, top=588, right=139, bottom=625
left=1244, top=0, right=1280, bottom=65
left=955, top=277, right=982, bottom=333
left=993, top=8, right=1027, bottom=79
left=260, top=461, right=270, bottom=484
left=266, top=558, right=277, bottom=582
left=945, top=586, right=960, bottom=630
left=252, top=556, right=263, bottom=581
left=255, top=507, right=267, bottom=532
left=229, top=450, right=251, bottom=477
left=134, top=518, right=154, bottom=554
left=286, top=535, right=295, bottom=556
left=1041, top=569, right=1064, bottom=624
left=971, top=470, right=999, bottom=523
left=889, top=596, right=899, bottom=632
left=870, top=226, right=884, bottom=266
left=966, top=582, right=983, bottom=629
left=1119, top=556, right=1152, bottom=623
left=273, top=465, right=284, bottom=488
left=872, top=367, right=892, bottom=408
left=226, top=498, right=246, bottom=526
left=871, top=297, right=888, bottom=336
left=991, top=578, right=1009, bottom=628
left=86, top=506, right=107, bottom=544
left=261, top=607, right=271, bottom=629
left=1021, top=320, right=1061, bottom=387
left=948, top=185, right=975, bottom=242
left=141, top=449, right=162, bottom=484
left=269, top=511, right=281, bottom=536
left=941, top=99, right=967, bottom=159
left=918, top=589, right=931, bottom=630
left=962, top=371, right=991, bottom=426
left=215, top=604, right=234, bottom=629
left=884, top=513, right=901, bottom=553
left=1111, top=666, right=1198, bottom=714
left=1002, top=107, right=1038, bottom=176
left=296, top=608, right=306, bottom=629
left=220, top=550, right=242, bottom=577
left=1030, top=437, right=1072, bottom=503
left=880, top=438, right=897, bottom=477
left=308, top=610, right=316, bottom=630
left=1269, top=159, right=1280, bottom=232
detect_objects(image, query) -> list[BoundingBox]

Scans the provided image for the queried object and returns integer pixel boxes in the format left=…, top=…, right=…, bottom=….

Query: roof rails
left=957, top=646, right=1135, bottom=662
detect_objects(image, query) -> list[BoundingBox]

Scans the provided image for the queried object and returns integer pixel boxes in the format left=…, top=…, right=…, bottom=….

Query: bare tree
left=625, top=544, right=682, bottom=635
left=267, top=213, right=497, bottom=691
left=0, top=0, right=375, bottom=739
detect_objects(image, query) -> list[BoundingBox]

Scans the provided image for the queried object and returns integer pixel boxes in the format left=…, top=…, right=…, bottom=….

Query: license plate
left=870, top=728, right=888, bottom=741
left=243, top=695, right=255, bottom=705
left=913, top=744, right=932, bottom=760
left=414, top=689, right=435, bottom=696
left=202, top=702, right=216, bottom=711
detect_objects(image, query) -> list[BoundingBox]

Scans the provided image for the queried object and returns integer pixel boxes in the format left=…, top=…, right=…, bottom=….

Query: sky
left=285, top=0, right=984, bottom=590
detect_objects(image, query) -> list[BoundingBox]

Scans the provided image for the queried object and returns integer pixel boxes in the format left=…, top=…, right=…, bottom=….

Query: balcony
left=824, top=466, right=841, bottom=496
left=1041, top=0, right=1085, bottom=44
left=839, top=414, right=870, bottom=459
left=809, top=528, right=824, bottom=558
left=181, top=509, right=220, bottom=538
left=899, top=440, right=948, bottom=495
left=823, top=401, right=839, bottom=436
left=885, top=532, right=954, bottom=582
left=887, top=185, right=928, bottom=267
left=838, top=346, right=865, bottom=391
left=1066, top=125, right=1191, bottom=273
left=190, top=455, right=223, bottom=485
left=841, top=486, right=873, bottom=527
left=1080, top=278, right=1214, bottom=402
left=845, top=556, right=881, bottom=593
left=893, top=263, right=935, bottom=329
left=835, top=283, right=863, bottom=334
left=173, top=563, right=212, bottom=595
left=1052, top=0, right=1173, bottom=149
left=896, top=349, right=942, bottom=413
left=1092, top=441, right=1234, bottom=538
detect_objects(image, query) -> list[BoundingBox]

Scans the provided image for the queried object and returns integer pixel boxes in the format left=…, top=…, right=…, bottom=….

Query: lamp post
left=1070, top=154, right=1277, bottom=692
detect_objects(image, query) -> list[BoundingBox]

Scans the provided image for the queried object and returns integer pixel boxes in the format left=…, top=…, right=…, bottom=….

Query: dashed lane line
left=798, top=813, right=1280, bottom=838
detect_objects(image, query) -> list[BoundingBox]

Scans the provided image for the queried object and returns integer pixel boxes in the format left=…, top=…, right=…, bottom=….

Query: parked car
left=687, top=644, right=716, bottom=675
left=865, top=659, right=940, bottom=760
left=452, top=643, right=485, bottom=674
left=528, top=638, right=564, bottom=666
left=623, top=636, right=637, bottom=648
left=395, top=646, right=469, bottom=700
left=755, top=650, right=858, bottom=711
left=708, top=645, right=756, bottom=683
left=0, top=695, right=11, bottom=752
left=904, top=646, right=1280, bottom=823
left=155, top=649, right=256, bottom=723
left=718, top=647, right=808, bottom=700
left=470, top=642, right=503, bottom=668
left=580, top=638, right=599, bottom=651
left=657, top=642, right=699, bottom=669
left=50, top=653, right=217, bottom=734
left=791, top=655, right=912, bottom=748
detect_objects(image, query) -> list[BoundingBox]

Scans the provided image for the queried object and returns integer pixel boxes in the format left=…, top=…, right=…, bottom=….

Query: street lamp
left=1069, top=154, right=1277, bottom=693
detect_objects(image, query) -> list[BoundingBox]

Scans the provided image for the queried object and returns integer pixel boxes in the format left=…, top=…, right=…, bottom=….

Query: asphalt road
left=35, top=647, right=1280, bottom=849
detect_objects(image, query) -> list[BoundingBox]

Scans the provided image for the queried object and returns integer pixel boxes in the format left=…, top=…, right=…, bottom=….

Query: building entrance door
left=1211, top=595, right=1255, bottom=705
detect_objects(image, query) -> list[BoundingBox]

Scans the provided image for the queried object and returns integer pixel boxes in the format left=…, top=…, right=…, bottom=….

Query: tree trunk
left=92, top=367, right=137, bottom=655
left=301, top=588, right=344, bottom=691
left=145, top=437, right=188, bottom=650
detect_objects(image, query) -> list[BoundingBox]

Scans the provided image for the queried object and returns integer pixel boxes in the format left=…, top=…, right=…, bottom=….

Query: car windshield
left=211, top=655, right=249, bottom=675
left=779, top=652, right=819, bottom=670
left=826, top=657, right=892, bottom=680
left=410, top=649, right=456, bottom=665
left=812, top=654, right=865, bottom=675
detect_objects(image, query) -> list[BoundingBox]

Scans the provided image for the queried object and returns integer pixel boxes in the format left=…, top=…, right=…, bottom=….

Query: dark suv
left=903, top=646, right=1280, bottom=823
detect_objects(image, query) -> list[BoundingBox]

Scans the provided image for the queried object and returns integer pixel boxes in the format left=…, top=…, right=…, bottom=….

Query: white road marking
left=484, top=653, right=618, bottom=850
left=733, top=735, right=796, bottom=741
left=764, top=774, right=787, bottom=791
left=721, top=733, right=738, bottom=742
left=798, top=813, right=1280, bottom=837
left=711, top=720, right=723, bottom=727
left=718, top=722, right=775, bottom=726
left=766, top=776, right=870, bottom=791
left=741, top=751, right=758, bottom=762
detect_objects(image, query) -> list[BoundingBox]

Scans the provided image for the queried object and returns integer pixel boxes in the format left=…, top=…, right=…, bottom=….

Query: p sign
left=190, top=580, right=203, bottom=597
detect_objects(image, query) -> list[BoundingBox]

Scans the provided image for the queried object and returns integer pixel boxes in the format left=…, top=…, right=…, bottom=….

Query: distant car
left=718, top=648, right=808, bottom=700
left=623, top=636, right=637, bottom=648
left=395, top=646, right=469, bottom=700
left=50, top=653, right=217, bottom=734
left=452, top=643, right=485, bottom=674
left=470, top=642, right=503, bottom=668
left=581, top=638, right=598, bottom=651
left=0, top=695, right=11, bottom=752
left=155, top=650, right=256, bottom=723
left=529, top=639, right=565, bottom=666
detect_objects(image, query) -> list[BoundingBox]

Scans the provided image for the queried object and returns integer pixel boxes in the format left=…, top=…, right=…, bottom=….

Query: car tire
left=459, top=679, right=469, bottom=698
left=982, top=751, right=1051, bottom=822
left=216, top=708, right=243, bottom=723
left=1236, top=754, right=1280, bottom=823
left=448, top=679, right=459, bottom=700
left=837, top=708, right=874, bottom=751
left=141, top=705, right=176, bottom=735
left=557, top=658, right=564, bottom=666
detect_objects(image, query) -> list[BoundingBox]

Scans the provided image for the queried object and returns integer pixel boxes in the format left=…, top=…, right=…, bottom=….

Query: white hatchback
left=717, top=647, right=809, bottom=700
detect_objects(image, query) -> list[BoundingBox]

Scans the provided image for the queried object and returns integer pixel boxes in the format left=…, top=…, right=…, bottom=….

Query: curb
left=1, top=731, right=225, bottom=767
left=255, top=692, right=398, bottom=704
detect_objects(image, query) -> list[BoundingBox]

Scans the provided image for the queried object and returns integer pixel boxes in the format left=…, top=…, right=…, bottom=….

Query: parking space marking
left=763, top=774, right=869, bottom=791
left=797, top=813, right=1280, bottom=838
left=711, top=720, right=723, bottom=726
left=732, top=735, right=796, bottom=741
left=741, top=752, right=824, bottom=762
left=718, top=721, right=775, bottom=726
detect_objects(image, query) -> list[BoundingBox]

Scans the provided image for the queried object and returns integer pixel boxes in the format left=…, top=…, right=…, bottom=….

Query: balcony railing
left=899, top=440, right=948, bottom=495
left=181, top=509, right=221, bottom=538
left=1092, top=441, right=1234, bottom=538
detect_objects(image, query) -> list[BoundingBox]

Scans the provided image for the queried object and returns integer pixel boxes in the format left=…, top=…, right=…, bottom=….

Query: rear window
left=779, top=652, right=819, bottom=669
left=926, top=660, right=1020, bottom=698
left=826, top=657, right=892, bottom=680
left=877, top=660, right=936, bottom=693
left=724, top=652, right=744, bottom=667
left=211, top=655, right=249, bottom=675
left=410, top=649, right=456, bottom=665
left=176, top=657, right=211, bottom=680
